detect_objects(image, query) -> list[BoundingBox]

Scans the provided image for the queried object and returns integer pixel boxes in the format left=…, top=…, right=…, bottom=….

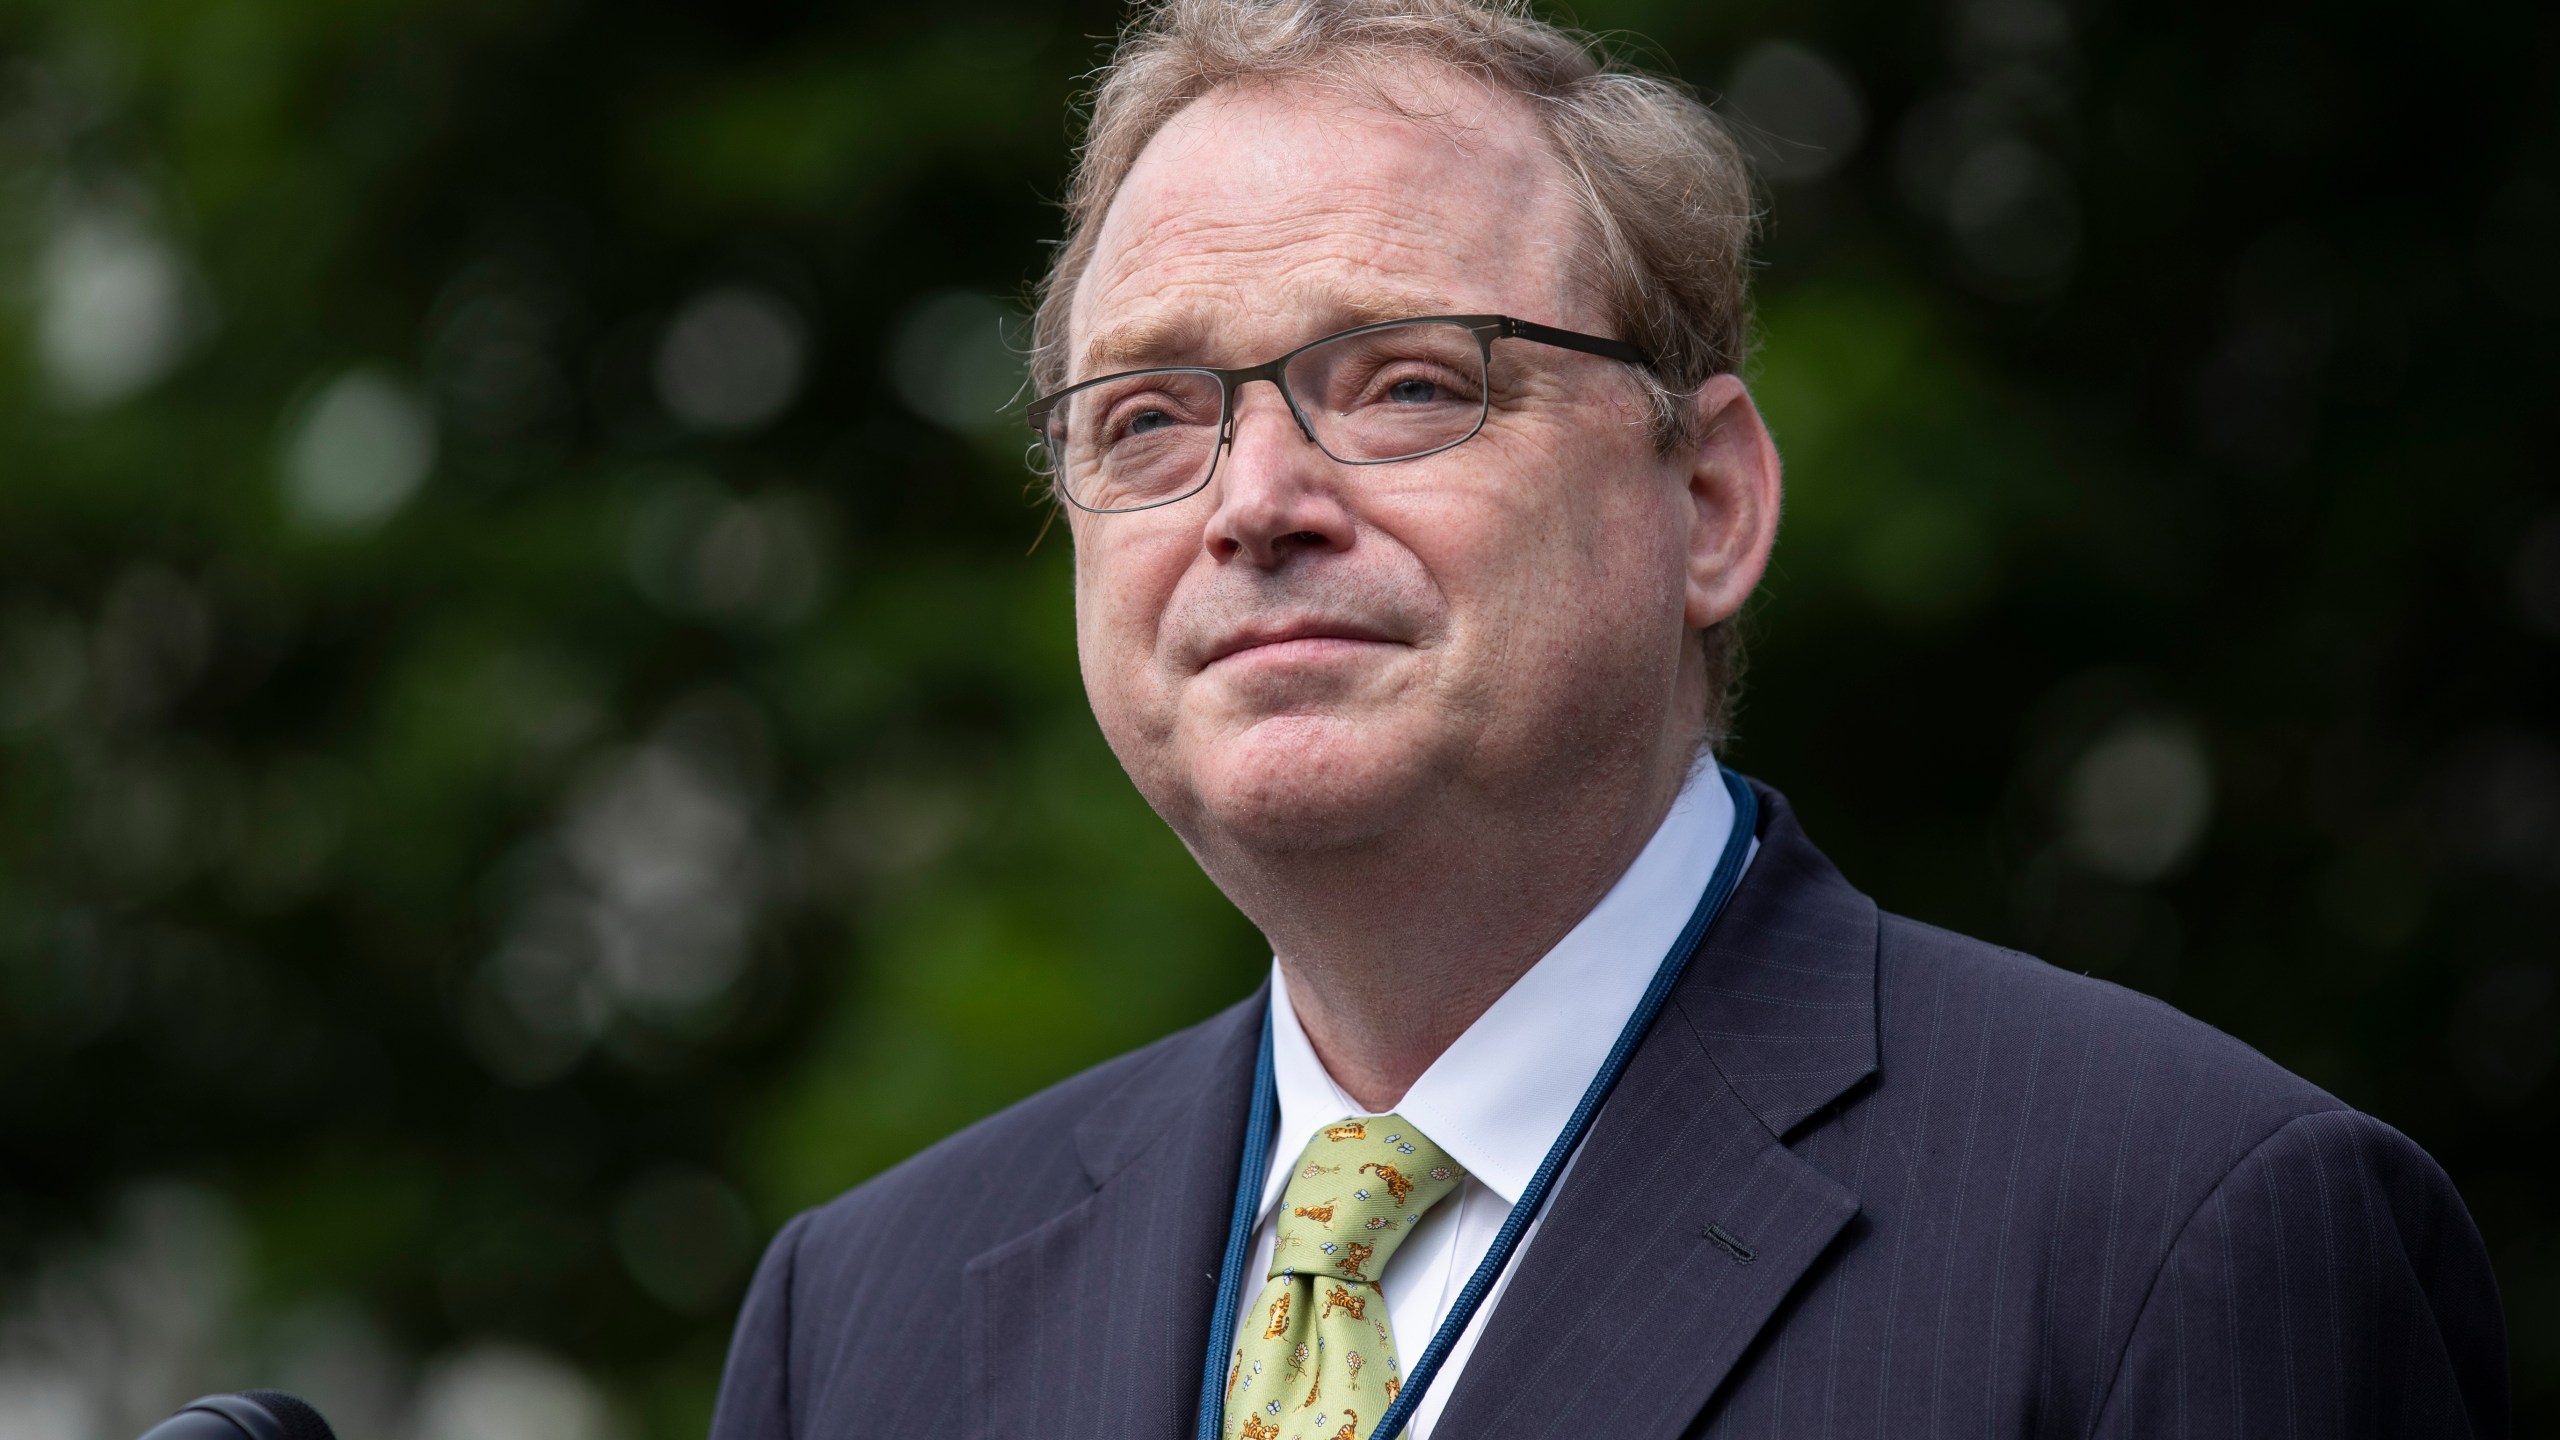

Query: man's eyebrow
left=1080, top=310, right=1209, bottom=377
left=1074, top=282, right=1469, bottom=378
left=1312, top=281, right=1463, bottom=329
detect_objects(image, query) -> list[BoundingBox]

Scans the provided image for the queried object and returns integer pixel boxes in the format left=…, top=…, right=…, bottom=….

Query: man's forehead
left=1067, top=73, right=1581, bottom=375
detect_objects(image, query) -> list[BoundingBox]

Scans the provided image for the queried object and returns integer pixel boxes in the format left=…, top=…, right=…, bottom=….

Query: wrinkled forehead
left=1067, top=70, right=1596, bottom=379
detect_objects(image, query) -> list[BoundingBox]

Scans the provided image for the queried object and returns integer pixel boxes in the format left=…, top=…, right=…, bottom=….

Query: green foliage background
left=1, top=0, right=2554, bottom=1434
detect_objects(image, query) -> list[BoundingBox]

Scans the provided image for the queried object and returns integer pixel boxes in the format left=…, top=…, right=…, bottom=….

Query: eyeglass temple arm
left=1495, top=315, right=1653, bottom=369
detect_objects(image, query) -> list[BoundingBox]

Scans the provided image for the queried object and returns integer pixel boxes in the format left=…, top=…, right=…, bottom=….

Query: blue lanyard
left=1193, top=767, right=1760, bottom=1440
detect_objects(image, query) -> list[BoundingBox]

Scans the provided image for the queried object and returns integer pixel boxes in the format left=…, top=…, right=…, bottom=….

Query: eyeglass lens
left=1043, top=320, right=1491, bottom=512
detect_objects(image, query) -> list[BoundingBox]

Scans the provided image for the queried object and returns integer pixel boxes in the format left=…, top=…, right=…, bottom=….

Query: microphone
left=137, top=1392, right=336, bottom=1440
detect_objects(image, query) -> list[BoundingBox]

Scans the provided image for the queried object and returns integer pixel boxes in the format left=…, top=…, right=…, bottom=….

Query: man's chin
left=1176, top=714, right=1441, bottom=855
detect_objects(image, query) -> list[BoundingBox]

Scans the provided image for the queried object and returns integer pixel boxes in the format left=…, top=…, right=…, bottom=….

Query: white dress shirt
left=1230, top=762, right=1753, bottom=1437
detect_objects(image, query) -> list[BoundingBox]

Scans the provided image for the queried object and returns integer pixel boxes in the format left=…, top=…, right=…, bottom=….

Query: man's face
left=1065, top=73, right=1708, bottom=858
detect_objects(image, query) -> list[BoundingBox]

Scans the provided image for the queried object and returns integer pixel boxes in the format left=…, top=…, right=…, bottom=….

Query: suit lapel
left=1434, top=783, right=1878, bottom=1440
left=964, top=994, right=1263, bottom=1440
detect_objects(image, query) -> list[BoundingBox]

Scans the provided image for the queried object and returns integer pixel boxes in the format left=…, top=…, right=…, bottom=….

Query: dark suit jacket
left=709, top=782, right=2508, bottom=1438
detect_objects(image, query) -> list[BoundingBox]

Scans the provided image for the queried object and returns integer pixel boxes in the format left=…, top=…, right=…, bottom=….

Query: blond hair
left=1033, top=0, right=1759, bottom=740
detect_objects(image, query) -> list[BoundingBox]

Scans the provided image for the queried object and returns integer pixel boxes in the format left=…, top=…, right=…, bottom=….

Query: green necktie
left=1222, top=1114, right=1467, bottom=1440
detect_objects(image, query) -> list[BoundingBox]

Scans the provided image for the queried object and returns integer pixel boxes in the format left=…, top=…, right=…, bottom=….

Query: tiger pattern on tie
left=1220, top=1113, right=1466, bottom=1440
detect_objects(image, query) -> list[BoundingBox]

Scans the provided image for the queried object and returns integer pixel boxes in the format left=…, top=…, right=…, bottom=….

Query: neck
left=1215, top=734, right=1702, bottom=1113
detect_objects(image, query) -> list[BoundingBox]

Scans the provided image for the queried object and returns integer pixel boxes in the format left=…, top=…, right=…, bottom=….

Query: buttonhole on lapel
left=1702, top=1222, right=1755, bottom=1264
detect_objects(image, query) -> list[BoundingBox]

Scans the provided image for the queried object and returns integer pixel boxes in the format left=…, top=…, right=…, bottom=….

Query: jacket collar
left=1679, top=778, right=1881, bottom=1138
left=964, top=777, right=1878, bottom=1440
left=1073, top=990, right=1266, bottom=1187
left=1429, top=778, right=1876, bottom=1440
left=964, top=991, right=1263, bottom=1440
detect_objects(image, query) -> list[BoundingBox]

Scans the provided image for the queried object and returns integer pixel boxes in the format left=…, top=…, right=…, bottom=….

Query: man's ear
left=1680, top=374, right=1782, bottom=630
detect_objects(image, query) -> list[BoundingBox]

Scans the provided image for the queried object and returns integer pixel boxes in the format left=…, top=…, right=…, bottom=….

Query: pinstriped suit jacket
left=708, top=781, right=2508, bottom=1439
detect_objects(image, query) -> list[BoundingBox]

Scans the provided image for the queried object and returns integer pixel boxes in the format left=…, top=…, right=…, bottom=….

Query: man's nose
left=1201, top=384, right=1353, bottom=567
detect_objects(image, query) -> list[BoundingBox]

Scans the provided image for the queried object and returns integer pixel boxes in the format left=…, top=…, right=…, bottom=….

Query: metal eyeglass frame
left=1026, top=313, right=1653, bottom=514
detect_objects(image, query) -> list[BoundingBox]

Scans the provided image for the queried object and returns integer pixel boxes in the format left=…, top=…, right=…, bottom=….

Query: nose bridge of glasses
left=1221, top=358, right=1318, bottom=447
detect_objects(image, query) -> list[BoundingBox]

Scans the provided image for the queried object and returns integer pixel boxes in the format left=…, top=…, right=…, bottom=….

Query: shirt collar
left=1261, top=761, right=1743, bottom=1216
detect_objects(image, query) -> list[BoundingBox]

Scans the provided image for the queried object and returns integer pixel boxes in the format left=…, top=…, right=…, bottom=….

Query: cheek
left=1071, top=522, right=1188, bottom=720
left=1404, top=429, right=1689, bottom=691
left=1426, top=423, right=1675, bottom=597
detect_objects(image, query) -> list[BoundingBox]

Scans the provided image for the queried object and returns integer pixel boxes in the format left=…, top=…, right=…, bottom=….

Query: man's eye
left=1101, top=397, right=1202, bottom=446
left=1353, top=363, right=1473, bottom=409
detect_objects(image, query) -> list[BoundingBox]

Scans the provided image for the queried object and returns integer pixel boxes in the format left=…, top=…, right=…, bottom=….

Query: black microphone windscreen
left=238, top=1393, right=336, bottom=1440
left=136, top=1392, right=338, bottom=1440
left=136, top=1414, right=254, bottom=1440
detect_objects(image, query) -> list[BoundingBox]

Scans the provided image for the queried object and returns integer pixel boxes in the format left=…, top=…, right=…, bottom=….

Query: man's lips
left=1198, top=620, right=1402, bottom=669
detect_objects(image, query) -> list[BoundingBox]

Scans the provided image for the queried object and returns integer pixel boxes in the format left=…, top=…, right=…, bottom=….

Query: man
left=711, top=1, right=2508, bottom=1435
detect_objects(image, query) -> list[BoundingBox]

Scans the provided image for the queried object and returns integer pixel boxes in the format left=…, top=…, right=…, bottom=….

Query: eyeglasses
left=1026, top=314, right=1651, bottom=514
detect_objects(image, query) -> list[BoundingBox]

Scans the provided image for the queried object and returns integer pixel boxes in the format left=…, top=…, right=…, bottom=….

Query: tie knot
left=1270, top=1114, right=1465, bottom=1285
